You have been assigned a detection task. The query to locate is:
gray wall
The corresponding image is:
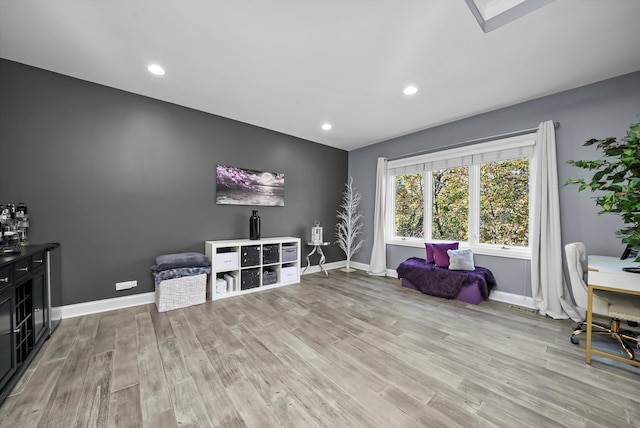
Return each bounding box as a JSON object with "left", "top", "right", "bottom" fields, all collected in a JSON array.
[
  {"left": 348, "top": 71, "right": 640, "bottom": 297},
  {"left": 0, "top": 59, "right": 348, "bottom": 305}
]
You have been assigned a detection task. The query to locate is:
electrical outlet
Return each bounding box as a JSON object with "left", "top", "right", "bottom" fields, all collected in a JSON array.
[{"left": 115, "top": 280, "right": 137, "bottom": 291}]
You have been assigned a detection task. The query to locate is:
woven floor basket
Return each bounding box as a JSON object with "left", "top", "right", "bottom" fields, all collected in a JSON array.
[{"left": 155, "top": 273, "right": 206, "bottom": 312}]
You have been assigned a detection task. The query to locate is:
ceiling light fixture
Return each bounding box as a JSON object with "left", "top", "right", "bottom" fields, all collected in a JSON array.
[
  {"left": 147, "top": 64, "right": 166, "bottom": 76},
  {"left": 403, "top": 85, "right": 418, "bottom": 95},
  {"left": 322, "top": 123, "right": 332, "bottom": 131}
]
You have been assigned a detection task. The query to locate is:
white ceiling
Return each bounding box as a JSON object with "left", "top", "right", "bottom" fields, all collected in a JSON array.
[{"left": 1, "top": 1, "right": 639, "bottom": 151}]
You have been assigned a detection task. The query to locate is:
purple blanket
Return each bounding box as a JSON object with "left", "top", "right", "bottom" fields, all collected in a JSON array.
[
  {"left": 152, "top": 266, "right": 211, "bottom": 285},
  {"left": 396, "top": 257, "right": 496, "bottom": 300}
]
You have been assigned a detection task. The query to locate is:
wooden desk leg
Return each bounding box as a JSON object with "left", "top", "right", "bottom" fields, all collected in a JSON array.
[{"left": 585, "top": 285, "right": 594, "bottom": 364}]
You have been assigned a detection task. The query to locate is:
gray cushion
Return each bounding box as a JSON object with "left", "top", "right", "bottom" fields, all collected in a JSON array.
[
  {"left": 447, "top": 249, "right": 475, "bottom": 271},
  {"left": 155, "top": 252, "right": 210, "bottom": 272}
]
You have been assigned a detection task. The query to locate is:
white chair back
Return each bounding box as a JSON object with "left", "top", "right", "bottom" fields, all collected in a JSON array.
[{"left": 565, "top": 242, "right": 588, "bottom": 313}]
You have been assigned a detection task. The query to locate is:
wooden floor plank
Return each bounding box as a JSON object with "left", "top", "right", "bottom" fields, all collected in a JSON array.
[
  {"left": 72, "top": 350, "right": 113, "bottom": 428},
  {"left": 157, "top": 338, "right": 190, "bottom": 385},
  {"left": 38, "top": 316, "right": 82, "bottom": 362},
  {"left": 135, "top": 312, "right": 173, "bottom": 421},
  {"left": 92, "top": 314, "right": 120, "bottom": 355},
  {"left": 148, "top": 307, "right": 175, "bottom": 342},
  {"left": 168, "top": 376, "right": 215, "bottom": 428},
  {"left": 144, "top": 408, "right": 178, "bottom": 428},
  {"left": 0, "top": 359, "right": 64, "bottom": 426},
  {"left": 273, "top": 348, "right": 385, "bottom": 428},
  {"left": 111, "top": 316, "right": 139, "bottom": 393},
  {"left": 224, "top": 378, "right": 282, "bottom": 428},
  {"left": 2, "top": 269, "right": 639, "bottom": 427},
  {"left": 108, "top": 384, "right": 143, "bottom": 428},
  {"left": 184, "top": 350, "right": 248, "bottom": 428},
  {"left": 37, "top": 343, "right": 94, "bottom": 428}
]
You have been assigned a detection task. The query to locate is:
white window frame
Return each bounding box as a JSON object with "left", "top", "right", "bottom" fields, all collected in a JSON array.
[{"left": 386, "top": 133, "right": 535, "bottom": 260}]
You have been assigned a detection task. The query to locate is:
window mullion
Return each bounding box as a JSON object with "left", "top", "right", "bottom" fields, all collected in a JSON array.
[
  {"left": 424, "top": 171, "right": 432, "bottom": 241},
  {"left": 469, "top": 164, "right": 480, "bottom": 246}
]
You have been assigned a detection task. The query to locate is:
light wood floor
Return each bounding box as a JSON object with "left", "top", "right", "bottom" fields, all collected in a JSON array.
[{"left": 1, "top": 270, "right": 639, "bottom": 428}]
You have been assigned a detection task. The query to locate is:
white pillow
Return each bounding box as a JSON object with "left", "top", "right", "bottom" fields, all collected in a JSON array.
[{"left": 447, "top": 249, "right": 475, "bottom": 271}]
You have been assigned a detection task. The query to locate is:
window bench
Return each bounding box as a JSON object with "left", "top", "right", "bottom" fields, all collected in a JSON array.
[{"left": 396, "top": 257, "right": 496, "bottom": 305}]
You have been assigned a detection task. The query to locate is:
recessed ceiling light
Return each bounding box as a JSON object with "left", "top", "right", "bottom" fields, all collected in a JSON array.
[
  {"left": 322, "top": 123, "right": 332, "bottom": 131},
  {"left": 404, "top": 85, "right": 418, "bottom": 95},
  {"left": 147, "top": 64, "right": 166, "bottom": 76}
]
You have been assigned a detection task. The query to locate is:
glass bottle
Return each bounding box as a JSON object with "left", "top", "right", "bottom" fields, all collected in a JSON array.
[{"left": 250, "top": 210, "right": 261, "bottom": 240}]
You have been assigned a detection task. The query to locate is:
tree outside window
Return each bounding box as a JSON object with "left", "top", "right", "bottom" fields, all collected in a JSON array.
[
  {"left": 479, "top": 158, "right": 529, "bottom": 246},
  {"left": 394, "top": 173, "right": 423, "bottom": 238},
  {"left": 392, "top": 158, "right": 530, "bottom": 248},
  {"left": 432, "top": 167, "right": 469, "bottom": 241}
]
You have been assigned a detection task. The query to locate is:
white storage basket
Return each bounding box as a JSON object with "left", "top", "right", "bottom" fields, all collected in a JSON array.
[{"left": 155, "top": 273, "right": 206, "bottom": 312}]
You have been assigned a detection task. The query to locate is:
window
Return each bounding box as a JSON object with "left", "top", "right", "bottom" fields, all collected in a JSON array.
[
  {"left": 387, "top": 133, "right": 535, "bottom": 259},
  {"left": 394, "top": 173, "right": 423, "bottom": 238},
  {"left": 479, "top": 158, "right": 529, "bottom": 246},
  {"left": 431, "top": 166, "right": 469, "bottom": 241}
]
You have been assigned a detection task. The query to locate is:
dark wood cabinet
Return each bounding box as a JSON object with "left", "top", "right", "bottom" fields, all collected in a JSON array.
[
  {"left": 0, "top": 245, "right": 51, "bottom": 404},
  {"left": 31, "top": 252, "right": 47, "bottom": 343},
  {"left": 32, "top": 267, "right": 47, "bottom": 343},
  {"left": 0, "top": 287, "right": 16, "bottom": 392},
  {"left": 14, "top": 278, "right": 33, "bottom": 365}
]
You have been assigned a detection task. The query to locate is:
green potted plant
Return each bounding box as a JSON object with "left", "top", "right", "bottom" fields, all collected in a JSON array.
[{"left": 566, "top": 115, "right": 640, "bottom": 261}]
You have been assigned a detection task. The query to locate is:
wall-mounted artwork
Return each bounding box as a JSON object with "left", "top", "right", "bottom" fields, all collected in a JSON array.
[{"left": 216, "top": 165, "right": 285, "bottom": 206}]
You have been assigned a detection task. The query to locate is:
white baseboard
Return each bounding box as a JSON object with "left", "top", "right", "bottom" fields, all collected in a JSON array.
[
  {"left": 60, "top": 262, "right": 536, "bottom": 319},
  {"left": 348, "top": 260, "right": 369, "bottom": 272},
  {"left": 301, "top": 260, "right": 346, "bottom": 275},
  {"left": 300, "top": 260, "right": 384, "bottom": 275},
  {"left": 488, "top": 290, "right": 537, "bottom": 309},
  {"left": 64, "top": 261, "right": 349, "bottom": 318},
  {"left": 385, "top": 268, "right": 398, "bottom": 278},
  {"left": 333, "top": 260, "right": 395, "bottom": 276},
  {"left": 61, "top": 292, "right": 156, "bottom": 319}
]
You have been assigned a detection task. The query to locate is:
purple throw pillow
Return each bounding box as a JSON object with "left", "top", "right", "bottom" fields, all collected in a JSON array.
[
  {"left": 432, "top": 242, "right": 459, "bottom": 267},
  {"left": 425, "top": 243, "right": 435, "bottom": 264}
]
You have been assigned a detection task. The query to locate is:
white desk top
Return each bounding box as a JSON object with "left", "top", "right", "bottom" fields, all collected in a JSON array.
[{"left": 588, "top": 255, "right": 640, "bottom": 293}]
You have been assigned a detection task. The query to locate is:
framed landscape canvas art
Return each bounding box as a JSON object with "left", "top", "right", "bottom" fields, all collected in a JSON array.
[{"left": 216, "top": 165, "right": 285, "bottom": 206}]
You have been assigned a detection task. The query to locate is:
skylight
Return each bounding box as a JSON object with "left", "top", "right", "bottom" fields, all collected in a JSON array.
[
  {"left": 475, "top": 0, "right": 526, "bottom": 20},
  {"left": 465, "top": 0, "right": 555, "bottom": 32}
]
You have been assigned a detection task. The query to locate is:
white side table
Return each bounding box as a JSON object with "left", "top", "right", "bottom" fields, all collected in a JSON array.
[{"left": 303, "top": 241, "right": 330, "bottom": 277}]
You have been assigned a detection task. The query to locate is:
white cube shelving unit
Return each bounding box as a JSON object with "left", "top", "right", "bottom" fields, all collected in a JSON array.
[{"left": 205, "top": 236, "right": 301, "bottom": 300}]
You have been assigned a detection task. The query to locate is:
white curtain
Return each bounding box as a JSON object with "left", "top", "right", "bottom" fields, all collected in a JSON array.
[
  {"left": 368, "top": 157, "right": 388, "bottom": 276},
  {"left": 531, "top": 121, "right": 581, "bottom": 321}
]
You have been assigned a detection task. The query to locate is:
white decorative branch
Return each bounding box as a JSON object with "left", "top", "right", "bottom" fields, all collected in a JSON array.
[{"left": 335, "top": 176, "right": 364, "bottom": 271}]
